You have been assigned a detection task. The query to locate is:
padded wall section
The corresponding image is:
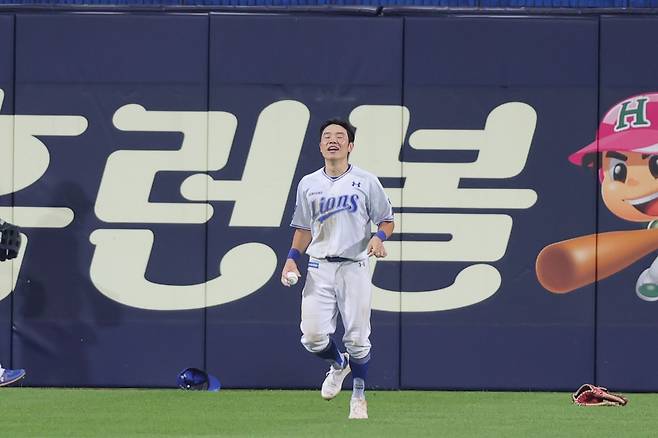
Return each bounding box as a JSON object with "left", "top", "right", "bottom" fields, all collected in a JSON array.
[
  {"left": 597, "top": 16, "right": 658, "bottom": 391},
  {"left": 13, "top": 13, "right": 208, "bottom": 386},
  {"left": 206, "top": 14, "right": 403, "bottom": 388},
  {"left": 400, "top": 16, "right": 599, "bottom": 390}
]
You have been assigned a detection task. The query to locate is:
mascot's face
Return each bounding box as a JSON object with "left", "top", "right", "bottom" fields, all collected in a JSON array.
[{"left": 602, "top": 150, "right": 658, "bottom": 222}]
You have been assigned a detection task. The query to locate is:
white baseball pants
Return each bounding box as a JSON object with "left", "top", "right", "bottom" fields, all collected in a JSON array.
[{"left": 300, "top": 257, "right": 372, "bottom": 360}]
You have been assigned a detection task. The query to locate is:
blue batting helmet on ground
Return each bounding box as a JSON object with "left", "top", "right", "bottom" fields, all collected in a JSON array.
[{"left": 176, "top": 368, "right": 221, "bottom": 392}]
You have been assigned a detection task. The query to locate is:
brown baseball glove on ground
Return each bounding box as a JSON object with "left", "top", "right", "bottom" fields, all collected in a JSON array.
[{"left": 572, "top": 384, "right": 628, "bottom": 406}]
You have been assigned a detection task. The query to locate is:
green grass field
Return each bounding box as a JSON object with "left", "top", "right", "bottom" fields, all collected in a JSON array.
[{"left": 2, "top": 388, "right": 656, "bottom": 437}]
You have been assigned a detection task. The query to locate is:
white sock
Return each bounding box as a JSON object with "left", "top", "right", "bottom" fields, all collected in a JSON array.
[{"left": 352, "top": 377, "right": 365, "bottom": 399}]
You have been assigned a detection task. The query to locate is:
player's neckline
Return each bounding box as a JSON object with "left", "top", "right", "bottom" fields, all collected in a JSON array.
[{"left": 323, "top": 164, "right": 352, "bottom": 182}]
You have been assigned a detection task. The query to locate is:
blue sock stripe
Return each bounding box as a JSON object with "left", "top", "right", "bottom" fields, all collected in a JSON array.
[
  {"left": 315, "top": 339, "right": 342, "bottom": 364},
  {"left": 349, "top": 356, "right": 370, "bottom": 381}
]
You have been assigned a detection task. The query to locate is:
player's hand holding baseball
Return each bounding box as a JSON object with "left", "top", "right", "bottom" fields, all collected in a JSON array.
[{"left": 281, "top": 259, "right": 301, "bottom": 287}]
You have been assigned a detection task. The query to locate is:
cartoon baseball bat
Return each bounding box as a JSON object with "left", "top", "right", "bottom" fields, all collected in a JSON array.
[{"left": 536, "top": 228, "right": 658, "bottom": 293}]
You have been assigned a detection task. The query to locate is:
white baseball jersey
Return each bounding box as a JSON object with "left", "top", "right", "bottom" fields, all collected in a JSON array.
[{"left": 291, "top": 164, "right": 393, "bottom": 260}]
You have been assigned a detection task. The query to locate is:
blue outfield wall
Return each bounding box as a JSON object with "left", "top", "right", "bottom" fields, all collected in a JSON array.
[
  {"left": 13, "top": 13, "right": 210, "bottom": 387},
  {"left": 0, "top": 11, "right": 655, "bottom": 391},
  {"left": 205, "top": 14, "right": 403, "bottom": 389},
  {"left": 400, "top": 15, "right": 598, "bottom": 390}
]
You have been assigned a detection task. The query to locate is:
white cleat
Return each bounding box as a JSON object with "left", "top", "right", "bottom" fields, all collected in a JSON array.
[
  {"left": 349, "top": 398, "right": 368, "bottom": 419},
  {"left": 321, "top": 353, "right": 350, "bottom": 400}
]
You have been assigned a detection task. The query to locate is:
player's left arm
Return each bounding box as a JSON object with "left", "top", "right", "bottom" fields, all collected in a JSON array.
[
  {"left": 367, "top": 221, "right": 394, "bottom": 258},
  {"left": 367, "top": 175, "right": 395, "bottom": 258}
]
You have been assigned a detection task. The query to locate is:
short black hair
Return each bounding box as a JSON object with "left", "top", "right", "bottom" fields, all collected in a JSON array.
[{"left": 320, "top": 119, "right": 356, "bottom": 143}]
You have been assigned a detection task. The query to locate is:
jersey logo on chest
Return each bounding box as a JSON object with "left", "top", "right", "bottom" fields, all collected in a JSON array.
[{"left": 311, "top": 194, "right": 360, "bottom": 223}]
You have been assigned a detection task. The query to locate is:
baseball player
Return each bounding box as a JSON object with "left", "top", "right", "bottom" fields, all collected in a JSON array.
[
  {"left": 569, "top": 92, "right": 658, "bottom": 300},
  {"left": 0, "top": 219, "right": 25, "bottom": 386},
  {"left": 281, "top": 119, "right": 394, "bottom": 420}
]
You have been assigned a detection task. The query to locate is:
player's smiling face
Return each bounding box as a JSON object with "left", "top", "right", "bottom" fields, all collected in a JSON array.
[
  {"left": 602, "top": 150, "right": 658, "bottom": 221},
  {"left": 320, "top": 124, "right": 353, "bottom": 161}
]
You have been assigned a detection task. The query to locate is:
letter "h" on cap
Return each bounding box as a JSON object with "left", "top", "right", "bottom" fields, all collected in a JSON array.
[{"left": 615, "top": 97, "right": 651, "bottom": 132}]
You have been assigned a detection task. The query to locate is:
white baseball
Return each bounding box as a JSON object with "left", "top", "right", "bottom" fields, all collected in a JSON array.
[{"left": 285, "top": 271, "right": 299, "bottom": 286}]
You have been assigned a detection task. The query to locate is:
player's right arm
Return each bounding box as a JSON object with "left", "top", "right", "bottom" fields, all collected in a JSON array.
[
  {"left": 281, "top": 228, "right": 312, "bottom": 287},
  {"left": 282, "top": 178, "right": 313, "bottom": 287}
]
